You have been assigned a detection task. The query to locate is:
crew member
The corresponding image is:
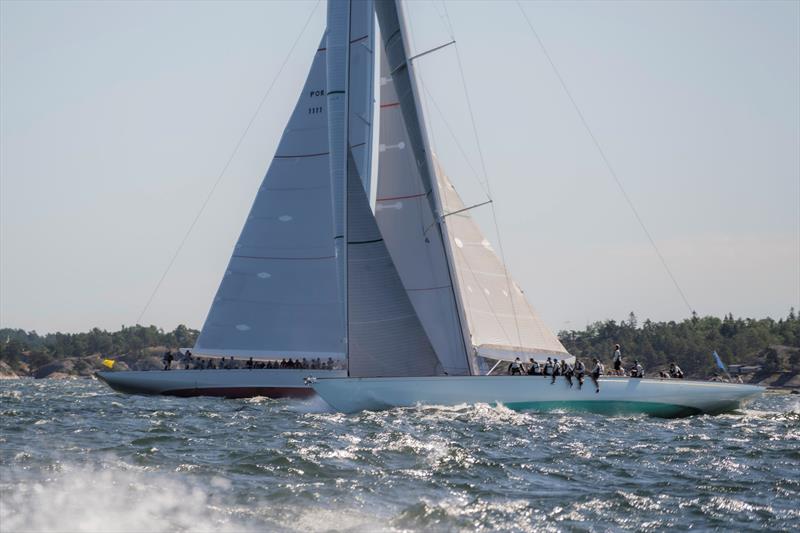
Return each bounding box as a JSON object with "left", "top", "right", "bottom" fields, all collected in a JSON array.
[
  {"left": 612, "top": 344, "right": 623, "bottom": 376},
  {"left": 162, "top": 350, "right": 174, "bottom": 371},
  {"left": 562, "top": 359, "right": 574, "bottom": 388},
  {"left": 591, "top": 358, "right": 604, "bottom": 393},
  {"left": 574, "top": 358, "right": 586, "bottom": 389},
  {"left": 543, "top": 357, "right": 553, "bottom": 377},
  {"left": 551, "top": 358, "right": 562, "bottom": 384}
]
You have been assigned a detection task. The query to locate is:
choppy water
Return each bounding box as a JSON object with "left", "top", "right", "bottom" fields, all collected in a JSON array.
[{"left": 0, "top": 378, "right": 798, "bottom": 532}]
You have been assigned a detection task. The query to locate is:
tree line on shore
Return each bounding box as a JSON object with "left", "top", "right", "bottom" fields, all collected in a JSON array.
[
  {"left": 1, "top": 310, "right": 798, "bottom": 377},
  {"left": 558, "top": 310, "right": 800, "bottom": 376},
  {"left": 0, "top": 324, "right": 198, "bottom": 372}
]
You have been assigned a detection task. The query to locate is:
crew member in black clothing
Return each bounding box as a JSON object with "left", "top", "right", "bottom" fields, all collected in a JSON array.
[{"left": 163, "top": 350, "right": 174, "bottom": 371}]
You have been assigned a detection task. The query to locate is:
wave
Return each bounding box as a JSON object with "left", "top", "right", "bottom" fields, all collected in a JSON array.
[{"left": 0, "top": 462, "right": 252, "bottom": 533}]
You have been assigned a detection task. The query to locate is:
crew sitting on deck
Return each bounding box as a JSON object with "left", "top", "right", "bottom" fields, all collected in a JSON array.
[
  {"left": 561, "top": 359, "right": 574, "bottom": 387},
  {"left": 246, "top": 357, "right": 254, "bottom": 370},
  {"left": 550, "top": 358, "right": 562, "bottom": 384},
  {"left": 574, "top": 358, "right": 586, "bottom": 389},
  {"left": 543, "top": 357, "right": 553, "bottom": 377},
  {"left": 591, "top": 358, "right": 604, "bottom": 393},
  {"left": 669, "top": 362, "right": 684, "bottom": 379},
  {"left": 509, "top": 357, "right": 523, "bottom": 375},
  {"left": 527, "top": 358, "right": 541, "bottom": 375},
  {"left": 630, "top": 360, "right": 644, "bottom": 378},
  {"left": 183, "top": 350, "right": 193, "bottom": 370}
]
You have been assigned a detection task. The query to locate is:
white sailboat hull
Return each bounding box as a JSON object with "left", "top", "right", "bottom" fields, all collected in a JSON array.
[
  {"left": 312, "top": 375, "right": 765, "bottom": 417},
  {"left": 96, "top": 369, "right": 346, "bottom": 399}
]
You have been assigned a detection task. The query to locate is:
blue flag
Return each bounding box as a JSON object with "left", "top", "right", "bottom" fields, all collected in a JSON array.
[{"left": 712, "top": 351, "right": 727, "bottom": 372}]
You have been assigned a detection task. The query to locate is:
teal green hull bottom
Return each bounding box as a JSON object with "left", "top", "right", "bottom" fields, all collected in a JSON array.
[{"left": 501, "top": 400, "right": 717, "bottom": 418}]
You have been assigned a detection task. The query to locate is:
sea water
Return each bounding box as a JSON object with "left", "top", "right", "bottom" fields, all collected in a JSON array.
[{"left": 0, "top": 378, "right": 797, "bottom": 532}]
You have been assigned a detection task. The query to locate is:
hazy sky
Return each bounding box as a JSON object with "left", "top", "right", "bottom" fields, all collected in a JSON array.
[{"left": 1, "top": 0, "right": 798, "bottom": 334}]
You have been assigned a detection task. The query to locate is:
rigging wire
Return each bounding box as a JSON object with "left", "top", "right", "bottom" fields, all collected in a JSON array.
[
  {"left": 440, "top": 2, "right": 525, "bottom": 349},
  {"left": 418, "top": 78, "right": 487, "bottom": 199},
  {"left": 514, "top": 0, "right": 695, "bottom": 315},
  {"left": 135, "top": 0, "right": 322, "bottom": 325}
]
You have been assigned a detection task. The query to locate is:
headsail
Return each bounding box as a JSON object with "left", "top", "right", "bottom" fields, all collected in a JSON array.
[
  {"left": 435, "top": 163, "right": 571, "bottom": 363},
  {"left": 194, "top": 35, "right": 345, "bottom": 360}
]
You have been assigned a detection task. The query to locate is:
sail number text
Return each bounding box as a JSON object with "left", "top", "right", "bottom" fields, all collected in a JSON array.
[{"left": 308, "top": 89, "right": 325, "bottom": 115}]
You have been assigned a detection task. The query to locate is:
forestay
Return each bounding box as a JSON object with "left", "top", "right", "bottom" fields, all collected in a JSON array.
[{"left": 194, "top": 36, "right": 345, "bottom": 359}]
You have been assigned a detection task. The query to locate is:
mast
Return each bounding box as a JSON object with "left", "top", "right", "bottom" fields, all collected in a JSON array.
[{"left": 326, "top": 0, "right": 352, "bottom": 370}]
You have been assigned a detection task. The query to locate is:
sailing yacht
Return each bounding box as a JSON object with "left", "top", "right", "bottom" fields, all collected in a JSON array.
[
  {"left": 101, "top": 0, "right": 762, "bottom": 413},
  {"left": 306, "top": 0, "right": 763, "bottom": 416}
]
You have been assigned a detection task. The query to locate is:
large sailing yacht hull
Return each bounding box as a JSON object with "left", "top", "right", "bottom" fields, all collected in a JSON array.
[
  {"left": 312, "top": 375, "right": 764, "bottom": 417},
  {"left": 96, "top": 369, "right": 346, "bottom": 399}
]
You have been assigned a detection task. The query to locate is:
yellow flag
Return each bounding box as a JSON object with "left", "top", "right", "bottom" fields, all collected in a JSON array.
[{"left": 102, "top": 359, "right": 115, "bottom": 369}]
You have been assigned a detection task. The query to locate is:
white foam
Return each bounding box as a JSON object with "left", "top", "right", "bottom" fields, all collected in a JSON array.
[{"left": 0, "top": 463, "right": 253, "bottom": 533}]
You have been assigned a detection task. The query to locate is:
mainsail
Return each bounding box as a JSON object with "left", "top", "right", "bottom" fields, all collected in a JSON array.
[
  {"left": 372, "top": 15, "right": 471, "bottom": 376},
  {"left": 194, "top": 35, "right": 345, "bottom": 360}
]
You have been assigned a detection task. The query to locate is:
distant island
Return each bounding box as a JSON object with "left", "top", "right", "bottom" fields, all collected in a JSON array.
[{"left": 1, "top": 311, "right": 798, "bottom": 389}]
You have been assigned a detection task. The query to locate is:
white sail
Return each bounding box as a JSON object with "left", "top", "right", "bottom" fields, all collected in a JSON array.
[
  {"left": 327, "top": 0, "right": 442, "bottom": 377},
  {"left": 435, "top": 164, "right": 570, "bottom": 362},
  {"left": 194, "top": 36, "right": 345, "bottom": 359},
  {"left": 373, "top": 42, "right": 470, "bottom": 375},
  {"left": 346, "top": 154, "right": 442, "bottom": 377}
]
